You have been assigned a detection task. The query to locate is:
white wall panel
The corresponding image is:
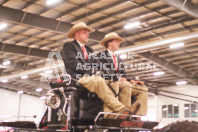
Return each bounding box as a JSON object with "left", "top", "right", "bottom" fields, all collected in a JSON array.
[
  {"left": 156, "top": 84, "right": 198, "bottom": 128},
  {"left": 0, "top": 89, "right": 46, "bottom": 125},
  {"left": 0, "top": 89, "right": 20, "bottom": 121},
  {"left": 19, "top": 94, "right": 46, "bottom": 124}
]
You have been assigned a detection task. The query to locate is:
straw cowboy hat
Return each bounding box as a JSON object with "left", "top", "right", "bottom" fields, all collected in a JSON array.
[
  {"left": 100, "top": 32, "right": 125, "bottom": 46},
  {"left": 67, "top": 22, "right": 95, "bottom": 39}
]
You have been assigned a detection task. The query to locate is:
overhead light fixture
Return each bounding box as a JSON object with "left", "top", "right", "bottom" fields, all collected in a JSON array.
[
  {"left": 40, "top": 96, "right": 47, "bottom": 99},
  {"left": 36, "top": 88, "right": 43, "bottom": 92},
  {"left": 124, "top": 22, "right": 140, "bottom": 29},
  {"left": 0, "top": 23, "right": 7, "bottom": 30},
  {"left": 45, "top": 70, "right": 53, "bottom": 74},
  {"left": 194, "top": 110, "right": 198, "bottom": 113},
  {"left": 116, "top": 31, "right": 198, "bottom": 54},
  {"left": 184, "top": 107, "right": 189, "bottom": 110},
  {"left": 2, "top": 79, "right": 8, "bottom": 83},
  {"left": 169, "top": 42, "right": 184, "bottom": 48},
  {"left": 135, "top": 76, "right": 139, "bottom": 80},
  {"left": 163, "top": 108, "right": 168, "bottom": 111},
  {"left": 21, "top": 75, "right": 28, "bottom": 79},
  {"left": 39, "top": 73, "right": 51, "bottom": 78},
  {"left": 2, "top": 61, "right": 10, "bottom": 65},
  {"left": 119, "top": 54, "right": 127, "bottom": 59},
  {"left": 46, "top": 0, "right": 62, "bottom": 6},
  {"left": 17, "top": 91, "right": 23, "bottom": 94},
  {"left": 153, "top": 71, "right": 164, "bottom": 76},
  {"left": 176, "top": 81, "right": 187, "bottom": 86},
  {"left": 173, "top": 104, "right": 178, "bottom": 107}
]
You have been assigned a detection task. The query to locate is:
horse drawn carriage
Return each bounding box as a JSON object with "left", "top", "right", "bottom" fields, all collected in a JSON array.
[{"left": 38, "top": 75, "right": 158, "bottom": 132}]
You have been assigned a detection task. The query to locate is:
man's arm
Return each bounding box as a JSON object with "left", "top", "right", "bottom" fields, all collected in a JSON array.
[
  {"left": 118, "top": 58, "right": 144, "bottom": 85},
  {"left": 130, "top": 80, "right": 145, "bottom": 86}
]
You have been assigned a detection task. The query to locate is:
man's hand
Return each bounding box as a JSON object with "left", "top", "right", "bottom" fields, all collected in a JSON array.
[
  {"left": 119, "top": 77, "right": 127, "bottom": 82},
  {"left": 130, "top": 80, "right": 145, "bottom": 86}
]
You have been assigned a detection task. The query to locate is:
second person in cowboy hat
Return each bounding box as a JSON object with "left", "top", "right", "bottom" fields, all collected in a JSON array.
[
  {"left": 97, "top": 32, "right": 148, "bottom": 117},
  {"left": 61, "top": 22, "right": 140, "bottom": 118}
]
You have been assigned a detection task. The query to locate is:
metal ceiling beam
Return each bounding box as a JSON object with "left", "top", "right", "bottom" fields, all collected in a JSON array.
[
  {"left": 0, "top": 83, "right": 30, "bottom": 92},
  {"left": 1, "top": 27, "right": 64, "bottom": 47},
  {"left": 0, "top": 6, "right": 104, "bottom": 41},
  {"left": 2, "top": 32, "right": 65, "bottom": 50},
  {"left": 0, "top": 37, "right": 65, "bottom": 58},
  {"left": 1, "top": 32, "right": 198, "bottom": 85},
  {"left": 71, "top": 0, "right": 126, "bottom": 22},
  {"left": 88, "top": 6, "right": 137, "bottom": 25},
  {"left": 185, "top": 65, "right": 198, "bottom": 70},
  {"left": 0, "top": 24, "right": 15, "bottom": 34},
  {"left": 1, "top": 27, "right": 31, "bottom": 41},
  {"left": 20, "top": 0, "right": 38, "bottom": 10},
  {"left": 12, "top": 31, "right": 62, "bottom": 47},
  {"left": 127, "top": 68, "right": 163, "bottom": 75},
  {"left": 161, "top": 0, "right": 198, "bottom": 18},
  {"left": 123, "top": 16, "right": 193, "bottom": 38},
  {"left": 0, "top": 0, "right": 8, "bottom": 5},
  {"left": 2, "top": 59, "right": 38, "bottom": 72},
  {"left": 0, "top": 62, "right": 35, "bottom": 72},
  {"left": 0, "top": 4, "right": 197, "bottom": 85},
  {"left": 0, "top": 42, "right": 50, "bottom": 58},
  {"left": 0, "top": 83, "right": 43, "bottom": 97},
  {"left": 87, "top": 0, "right": 158, "bottom": 25},
  {"left": 167, "top": 49, "right": 198, "bottom": 59},
  {"left": 110, "top": 13, "right": 163, "bottom": 33},
  {"left": 95, "top": 5, "right": 171, "bottom": 30},
  {"left": 1, "top": 25, "right": 62, "bottom": 50},
  {"left": 0, "top": 64, "right": 12, "bottom": 69},
  {"left": 140, "top": 0, "right": 159, "bottom": 5},
  {"left": 14, "top": 79, "right": 50, "bottom": 90},
  {"left": 131, "top": 24, "right": 198, "bottom": 43},
  {"left": 27, "top": 34, "right": 62, "bottom": 47},
  {"left": 16, "top": 31, "right": 45, "bottom": 43},
  {"left": 1, "top": 33, "right": 66, "bottom": 52},
  {"left": 156, "top": 45, "right": 198, "bottom": 56},
  {"left": 1, "top": 4, "right": 188, "bottom": 50},
  {"left": 0, "top": 61, "right": 65, "bottom": 81},
  {"left": 54, "top": 0, "right": 100, "bottom": 19},
  {"left": 37, "top": 0, "right": 70, "bottom": 14},
  {"left": 179, "top": 62, "right": 198, "bottom": 67},
  {"left": 39, "top": 37, "right": 66, "bottom": 48},
  {"left": 172, "top": 58, "right": 198, "bottom": 64},
  {"left": 0, "top": 27, "right": 56, "bottom": 43},
  {"left": 0, "top": 60, "right": 50, "bottom": 89},
  {"left": 118, "top": 31, "right": 198, "bottom": 53},
  {"left": 138, "top": 52, "right": 198, "bottom": 85},
  {"left": 134, "top": 28, "right": 186, "bottom": 43},
  {"left": 132, "top": 1, "right": 172, "bottom": 20},
  {"left": 164, "top": 52, "right": 198, "bottom": 60},
  {"left": 116, "top": 31, "right": 198, "bottom": 84}
]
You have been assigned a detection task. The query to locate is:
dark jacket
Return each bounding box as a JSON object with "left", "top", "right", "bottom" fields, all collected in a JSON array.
[
  {"left": 97, "top": 50, "right": 127, "bottom": 81},
  {"left": 61, "top": 40, "right": 96, "bottom": 79}
]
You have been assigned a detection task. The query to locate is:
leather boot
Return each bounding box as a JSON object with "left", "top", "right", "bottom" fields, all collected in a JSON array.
[
  {"left": 106, "top": 108, "right": 131, "bottom": 119},
  {"left": 129, "top": 100, "right": 141, "bottom": 115},
  {"left": 135, "top": 117, "right": 141, "bottom": 120}
]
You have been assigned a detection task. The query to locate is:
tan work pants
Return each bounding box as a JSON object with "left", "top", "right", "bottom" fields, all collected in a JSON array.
[
  {"left": 78, "top": 76, "right": 125, "bottom": 112},
  {"left": 103, "top": 81, "right": 132, "bottom": 113},
  {"left": 131, "top": 84, "right": 148, "bottom": 116},
  {"left": 103, "top": 81, "right": 148, "bottom": 116}
]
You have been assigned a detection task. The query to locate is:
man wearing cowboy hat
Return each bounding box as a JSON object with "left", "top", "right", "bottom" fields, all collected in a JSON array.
[
  {"left": 61, "top": 22, "right": 140, "bottom": 118},
  {"left": 97, "top": 32, "right": 148, "bottom": 117}
]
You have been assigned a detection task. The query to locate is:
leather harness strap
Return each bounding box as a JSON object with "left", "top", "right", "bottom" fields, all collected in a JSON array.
[{"left": 107, "top": 81, "right": 121, "bottom": 97}]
